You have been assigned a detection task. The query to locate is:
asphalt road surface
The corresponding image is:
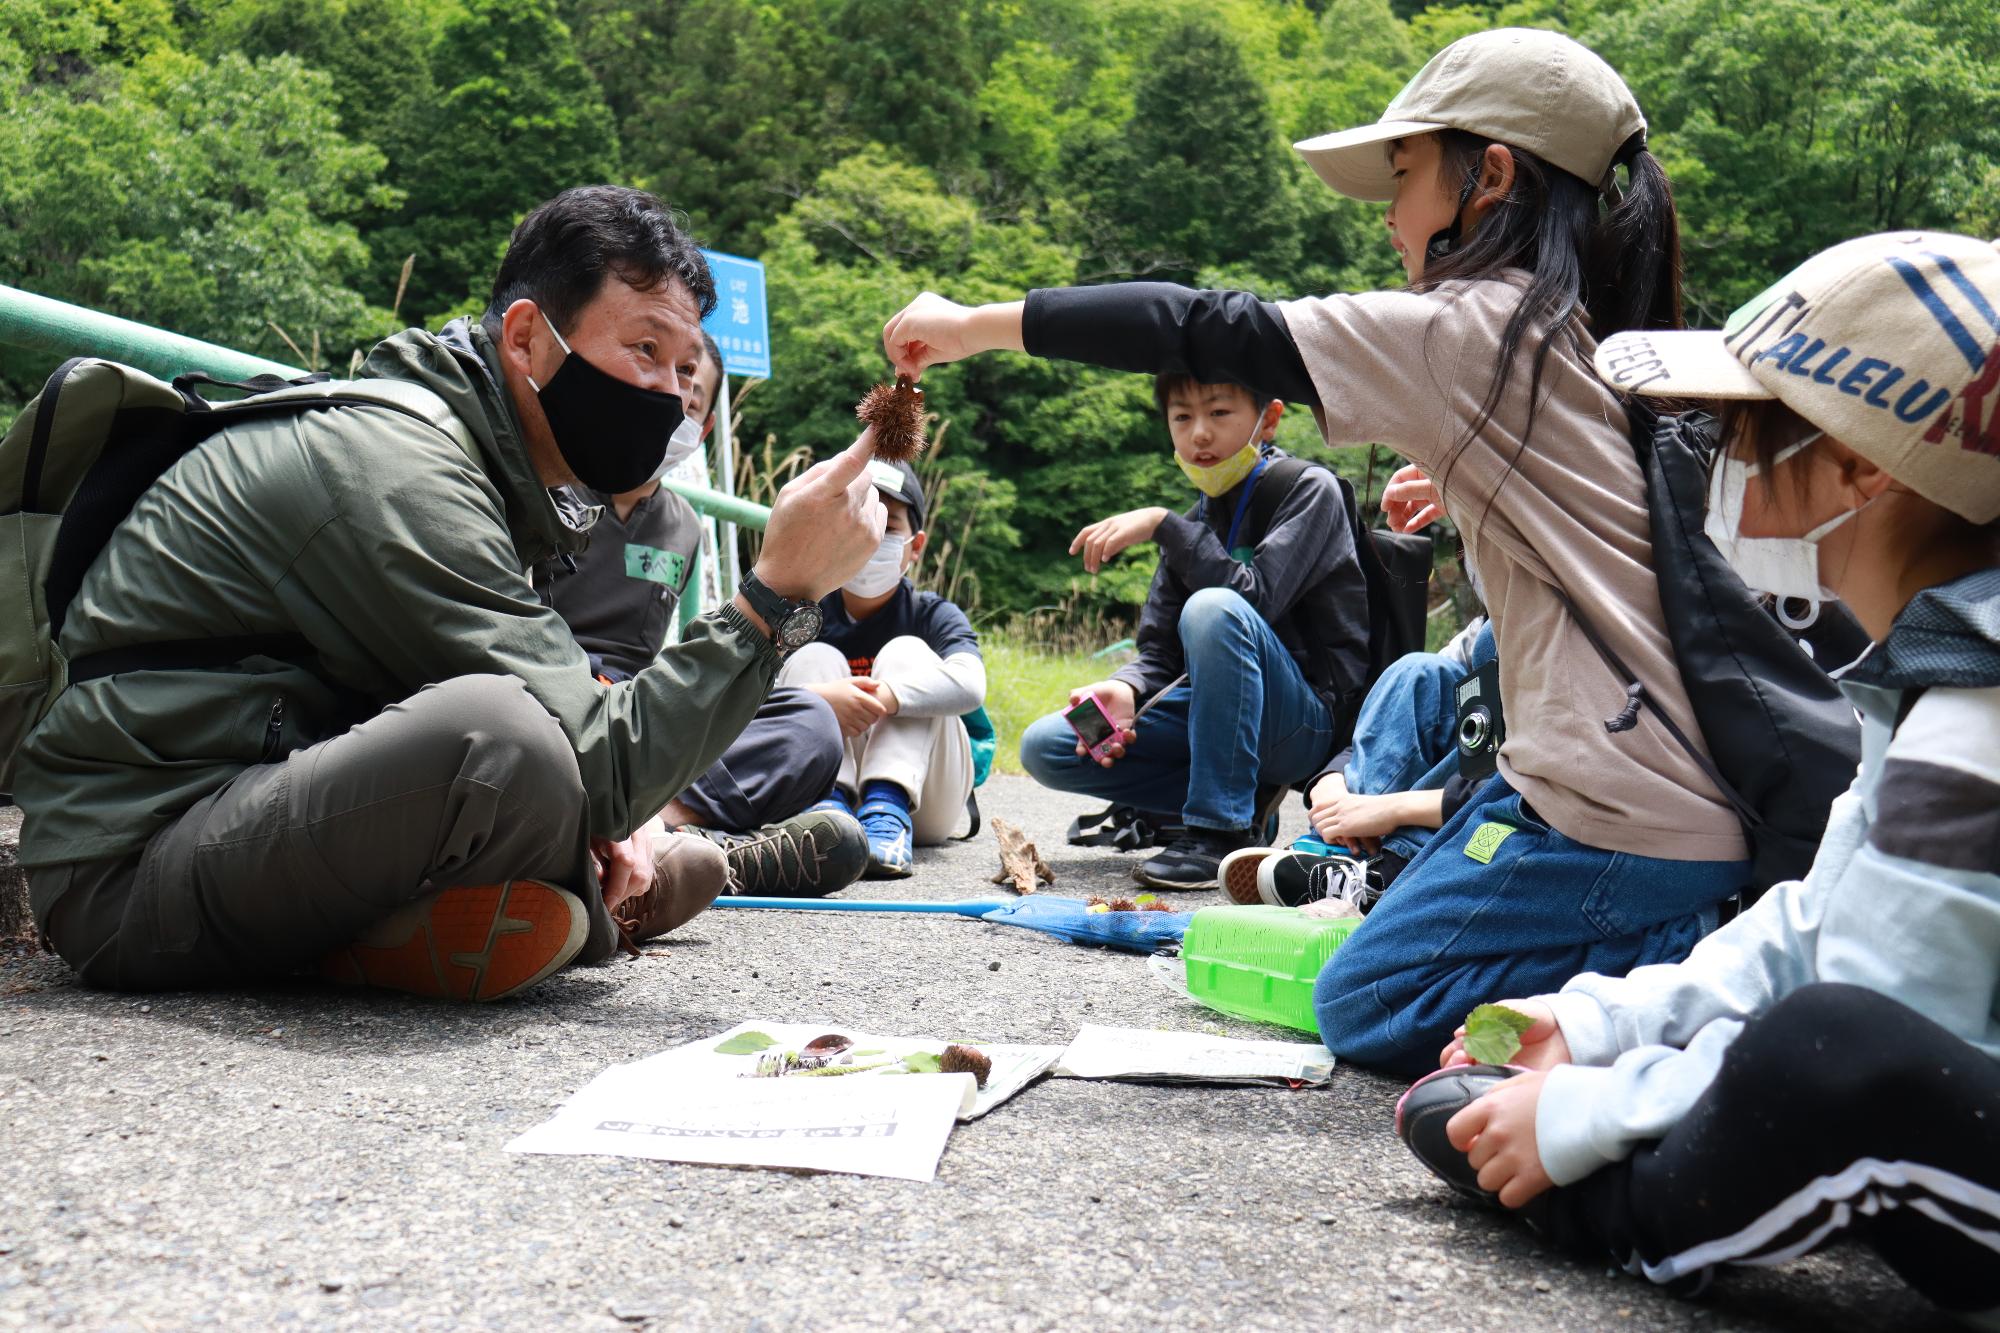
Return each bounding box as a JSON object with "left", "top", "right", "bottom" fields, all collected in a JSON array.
[{"left": 0, "top": 776, "right": 1942, "bottom": 1331}]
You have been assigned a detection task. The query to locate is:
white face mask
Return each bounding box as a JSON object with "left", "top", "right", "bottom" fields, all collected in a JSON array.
[
  {"left": 646, "top": 414, "right": 705, "bottom": 485},
  {"left": 1703, "top": 433, "right": 1868, "bottom": 603},
  {"left": 843, "top": 533, "right": 908, "bottom": 598}
]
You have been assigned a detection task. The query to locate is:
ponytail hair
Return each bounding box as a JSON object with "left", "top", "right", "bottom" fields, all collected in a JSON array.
[{"left": 1417, "top": 128, "right": 1684, "bottom": 511}]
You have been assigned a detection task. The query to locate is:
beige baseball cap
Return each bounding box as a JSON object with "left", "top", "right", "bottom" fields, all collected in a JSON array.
[
  {"left": 1295, "top": 28, "right": 1646, "bottom": 202},
  {"left": 1593, "top": 231, "right": 2000, "bottom": 523}
]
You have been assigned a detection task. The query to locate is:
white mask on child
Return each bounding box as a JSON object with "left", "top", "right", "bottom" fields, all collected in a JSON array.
[
  {"left": 645, "top": 415, "right": 705, "bottom": 485},
  {"left": 1704, "top": 433, "right": 1870, "bottom": 604},
  {"left": 843, "top": 534, "right": 907, "bottom": 598}
]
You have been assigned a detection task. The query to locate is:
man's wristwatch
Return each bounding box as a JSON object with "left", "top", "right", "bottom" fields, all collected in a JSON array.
[{"left": 737, "top": 569, "right": 824, "bottom": 656}]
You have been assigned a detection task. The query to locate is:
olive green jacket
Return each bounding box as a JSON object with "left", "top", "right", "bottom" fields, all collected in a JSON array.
[{"left": 14, "top": 320, "right": 778, "bottom": 959}]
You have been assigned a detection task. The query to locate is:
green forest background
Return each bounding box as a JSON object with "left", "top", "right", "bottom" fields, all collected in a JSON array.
[{"left": 4, "top": 0, "right": 1997, "bottom": 634}]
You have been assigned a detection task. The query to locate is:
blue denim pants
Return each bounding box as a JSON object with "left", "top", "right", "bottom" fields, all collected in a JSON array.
[
  {"left": 1313, "top": 776, "right": 1749, "bottom": 1076},
  {"left": 1019, "top": 588, "right": 1337, "bottom": 831},
  {"left": 1339, "top": 625, "right": 1497, "bottom": 860}
]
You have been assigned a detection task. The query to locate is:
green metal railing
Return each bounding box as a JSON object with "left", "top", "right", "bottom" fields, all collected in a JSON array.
[{"left": 0, "top": 283, "right": 772, "bottom": 533}]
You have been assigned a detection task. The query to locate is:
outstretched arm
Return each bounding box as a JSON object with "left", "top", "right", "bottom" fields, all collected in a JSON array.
[{"left": 885, "top": 285, "right": 1318, "bottom": 406}]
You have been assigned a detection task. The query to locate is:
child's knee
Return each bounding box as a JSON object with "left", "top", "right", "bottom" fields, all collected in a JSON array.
[
  {"left": 779, "top": 641, "right": 848, "bottom": 684},
  {"left": 870, "top": 634, "right": 939, "bottom": 679},
  {"left": 1019, "top": 713, "right": 1081, "bottom": 785},
  {"left": 1178, "top": 586, "right": 1255, "bottom": 642}
]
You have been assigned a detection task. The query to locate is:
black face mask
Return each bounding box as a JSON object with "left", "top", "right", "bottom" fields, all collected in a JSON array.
[{"left": 527, "top": 311, "right": 687, "bottom": 493}]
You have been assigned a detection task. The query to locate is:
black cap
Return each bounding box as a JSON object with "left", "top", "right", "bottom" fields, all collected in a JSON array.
[{"left": 866, "top": 458, "right": 926, "bottom": 531}]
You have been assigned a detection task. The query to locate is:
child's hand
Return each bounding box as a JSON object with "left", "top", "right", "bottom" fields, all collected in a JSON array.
[
  {"left": 1445, "top": 1070, "right": 1555, "bottom": 1209},
  {"left": 806, "top": 679, "right": 892, "bottom": 738},
  {"left": 854, "top": 676, "right": 900, "bottom": 717},
  {"left": 882, "top": 293, "right": 1025, "bottom": 380},
  {"left": 1439, "top": 998, "right": 1571, "bottom": 1071},
  {"left": 1307, "top": 789, "right": 1406, "bottom": 850},
  {"left": 1381, "top": 464, "right": 1445, "bottom": 533},
  {"left": 1306, "top": 770, "right": 1348, "bottom": 807},
  {"left": 1068, "top": 680, "right": 1138, "bottom": 766},
  {"left": 1069, "top": 508, "right": 1170, "bottom": 573}
]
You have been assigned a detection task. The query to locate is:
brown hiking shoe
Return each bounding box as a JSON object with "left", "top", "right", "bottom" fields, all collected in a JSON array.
[
  {"left": 319, "top": 880, "right": 587, "bottom": 1002},
  {"left": 614, "top": 831, "right": 729, "bottom": 944}
]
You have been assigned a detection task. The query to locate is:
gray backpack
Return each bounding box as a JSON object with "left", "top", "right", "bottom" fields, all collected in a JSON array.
[{"left": 0, "top": 358, "right": 469, "bottom": 790}]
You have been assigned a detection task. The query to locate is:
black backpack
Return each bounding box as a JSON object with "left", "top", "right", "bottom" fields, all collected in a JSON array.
[
  {"left": 1245, "top": 454, "right": 1434, "bottom": 745},
  {"left": 1556, "top": 403, "right": 1864, "bottom": 895}
]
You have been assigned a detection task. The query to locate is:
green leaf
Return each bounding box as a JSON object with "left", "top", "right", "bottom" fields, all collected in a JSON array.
[
  {"left": 899, "top": 1051, "right": 942, "bottom": 1074},
  {"left": 715, "top": 1030, "right": 779, "bottom": 1056},
  {"left": 1462, "top": 1005, "right": 1537, "bottom": 1066}
]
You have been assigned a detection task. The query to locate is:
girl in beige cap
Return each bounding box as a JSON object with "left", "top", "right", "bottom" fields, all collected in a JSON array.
[
  {"left": 884, "top": 27, "right": 1747, "bottom": 1075},
  {"left": 1402, "top": 230, "right": 2000, "bottom": 1322}
]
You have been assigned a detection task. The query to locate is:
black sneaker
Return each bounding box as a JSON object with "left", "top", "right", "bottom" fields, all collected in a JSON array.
[
  {"left": 1395, "top": 1063, "right": 1519, "bottom": 1204},
  {"left": 1260, "top": 850, "right": 1376, "bottom": 910},
  {"left": 687, "top": 810, "right": 868, "bottom": 898},
  {"left": 1396, "top": 1063, "right": 1557, "bottom": 1234},
  {"left": 1132, "top": 827, "right": 1256, "bottom": 891}
]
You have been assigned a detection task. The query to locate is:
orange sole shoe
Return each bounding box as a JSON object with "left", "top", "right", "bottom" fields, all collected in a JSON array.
[
  {"left": 320, "top": 880, "right": 588, "bottom": 1002},
  {"left": 1217, "top": 846, "right": 1277, "bottom": 905}
]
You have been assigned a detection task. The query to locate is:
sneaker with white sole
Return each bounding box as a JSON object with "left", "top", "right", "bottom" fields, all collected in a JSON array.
[
  {"left": 1258, "top": 849, "right": 1372, "bottom": 908},
  {"left": 1217, "top": 845, "right": 1279, "bottom": 904},
  {"left": 319, "top": 879, "right": 587, "bottom": 1002}
]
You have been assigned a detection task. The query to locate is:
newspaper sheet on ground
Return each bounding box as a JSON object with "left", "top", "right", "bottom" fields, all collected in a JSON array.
[
  {"left": 1053, "top": 1023, "right": 1336, "bottom": 1085},
  {"left": 505, "top": 1022, "right": 1066, "bottom": 1180},
  {"left": 505, "top": 1060, "right": 969, "bottom": 1180}
]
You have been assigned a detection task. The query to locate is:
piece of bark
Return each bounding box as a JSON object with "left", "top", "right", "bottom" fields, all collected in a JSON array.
[{"left": 989, "top": 817, "right": 1055, "bottom": 895}]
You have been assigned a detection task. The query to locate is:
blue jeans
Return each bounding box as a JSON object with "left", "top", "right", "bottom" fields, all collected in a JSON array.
[
  {"left": 1339, "top": 625, "right": 1497, "bottom": 861},
  {"left": 1313, "top": 777, "right": 1749, "bottom": 1076},
  {"left": 1020, "top": 588, "right": 1337, "bottom": 831}
]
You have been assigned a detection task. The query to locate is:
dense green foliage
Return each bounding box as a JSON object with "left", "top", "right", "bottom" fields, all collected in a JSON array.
[{"left": 3, "top": 0, "right": 1995, "bottom": 620}]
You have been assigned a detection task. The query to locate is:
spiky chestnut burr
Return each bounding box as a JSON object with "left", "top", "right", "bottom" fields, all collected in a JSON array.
[{"left": 856, "top": 375, "right": 928, "bottom": 462}]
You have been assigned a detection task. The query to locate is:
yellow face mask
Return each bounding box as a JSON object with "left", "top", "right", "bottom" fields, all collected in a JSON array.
[{"left": 1176, "top": 441, "right": 1261, "bottom": 497}]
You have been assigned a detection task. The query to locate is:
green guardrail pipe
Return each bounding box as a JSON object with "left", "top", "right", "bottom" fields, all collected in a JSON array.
[
  {"left": 659, "top": 479, "right": 770, "bottom": 529},
  {"left": 0, "top": 282, "right": 305, "bottom": 384},
  {"left": 0, "top": 283, "right": 769, "bottom": 530}
]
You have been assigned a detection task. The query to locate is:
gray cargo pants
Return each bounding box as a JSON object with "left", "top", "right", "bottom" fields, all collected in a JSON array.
[{"left": 33, "top": 675, "right": 611, "bottom": 992}]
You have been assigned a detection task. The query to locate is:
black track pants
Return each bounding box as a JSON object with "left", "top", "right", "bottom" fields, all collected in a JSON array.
[{"left": 1544, "top": 983, "right": 2000, "bottom": 1314}]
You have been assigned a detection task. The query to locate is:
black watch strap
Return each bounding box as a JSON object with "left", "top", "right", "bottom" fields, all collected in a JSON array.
[{"left": 738, "top": 571, "right": 823, "bottom": 655}]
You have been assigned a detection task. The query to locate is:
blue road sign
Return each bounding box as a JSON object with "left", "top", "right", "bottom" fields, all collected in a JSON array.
[{"left": 699, "top": 249, "right": 771, "bottom": 379}]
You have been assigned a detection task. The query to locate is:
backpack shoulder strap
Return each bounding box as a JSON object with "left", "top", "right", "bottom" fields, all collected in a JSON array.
[
  {"left": 1242, "top": 453, "right": 1316, "bottom": 540},
  {"left": 220, "top": 379, "right": 478, "bottom": 463}
]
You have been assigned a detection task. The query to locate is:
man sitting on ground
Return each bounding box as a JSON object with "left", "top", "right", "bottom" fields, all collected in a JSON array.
[
  {"left": 1018, "top": 374, "right": 1370, "bottom": 890},
  {"left": 12, "top": 185, "right": 884, "bottom": 1001},
  {"left": 544, "top": 333, "right": 867, "bottom": 897},
  {"left": 777, "top": 461, "right": 985, "bottom": 877}
]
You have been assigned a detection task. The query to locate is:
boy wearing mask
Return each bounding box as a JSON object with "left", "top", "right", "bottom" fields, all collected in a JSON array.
[
  {"left": 777, "top": 461, "right": 984, "bottom": 877},
  {"left": 1017, "top": 375, "right": 1370, "bottom": 890}
]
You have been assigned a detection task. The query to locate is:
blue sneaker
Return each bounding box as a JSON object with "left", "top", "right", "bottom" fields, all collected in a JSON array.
[
  {"left": 857, "top": 781, "right": 914, "bottom": 879},
  {"left": 809, "top": 789, "right": 855, "bottom": 818}
]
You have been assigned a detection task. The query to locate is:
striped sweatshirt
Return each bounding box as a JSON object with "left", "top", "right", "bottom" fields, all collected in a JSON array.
[{"left": 1534, "top": 567, "right": 2000, "bottom": 1185}]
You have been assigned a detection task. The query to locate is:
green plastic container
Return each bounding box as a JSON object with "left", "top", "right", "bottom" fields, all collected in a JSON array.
[{"left": 1181, "top": 904, "right": 1361, "bottom": 1033}]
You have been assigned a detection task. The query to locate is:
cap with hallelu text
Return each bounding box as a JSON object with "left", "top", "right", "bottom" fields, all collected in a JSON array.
[
  {"left": 1593, "top": 231, "right": 2000, "bottom": 524},
  {"left": 1293, "top": 28, "right": 1645, "bottom": 203}
]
